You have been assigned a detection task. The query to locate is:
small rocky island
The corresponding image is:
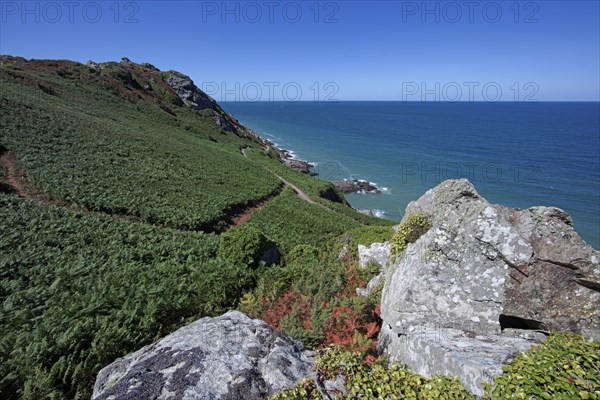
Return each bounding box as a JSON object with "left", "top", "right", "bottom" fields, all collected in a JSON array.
[{"left": 332, "top": 179, "right": 381, "bottom": 194}]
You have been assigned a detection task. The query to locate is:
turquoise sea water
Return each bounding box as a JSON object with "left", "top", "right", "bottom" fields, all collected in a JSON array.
[{"left": 221, "top": 102, "right": 600, "bottom": 249}]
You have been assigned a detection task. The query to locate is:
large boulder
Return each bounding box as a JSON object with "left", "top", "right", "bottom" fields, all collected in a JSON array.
[
  {"left": 379, "top": 179, "right": 600, "bottom": 395},
  {"left": 92, "top": 311, "right": 314, "bottom": 400}
]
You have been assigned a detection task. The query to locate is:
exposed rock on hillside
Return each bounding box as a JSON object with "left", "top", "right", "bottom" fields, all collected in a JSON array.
[
  {"left": 356, "top": 242, "right": 391, "bottom": 297},
  {"left": 92, "top": 311, "right": 314, "bottom": 400},
  {"left": 166, "top": 70, "right": 216, "bottom": 111},
  {"left": 379, "top": 179, "right": 600, "bottom": 395}
]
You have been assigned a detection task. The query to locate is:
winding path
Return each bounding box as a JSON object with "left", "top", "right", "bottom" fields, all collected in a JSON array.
[
  {"left": 241, "top": 146, "right": 327, "bottom": 209},
  {"left": 0, "top": 151, "right": 26, "bottom": 197},
  {"left": 0, "top": 146, "right": 332, "bottom": 232}
]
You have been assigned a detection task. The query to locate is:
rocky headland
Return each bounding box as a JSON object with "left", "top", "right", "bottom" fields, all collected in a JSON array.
[{"left": 272, "top": 146, "right": 316, "bottom": 175}]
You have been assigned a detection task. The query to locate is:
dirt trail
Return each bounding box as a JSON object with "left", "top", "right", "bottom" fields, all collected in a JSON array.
[
  {"left": 241, "top": 146, "right": 327, "bottom": 209},
  {"left": 230, "top": 185, "right": 286, "bottom": 226},
  {"left": 0, "top": 145, "right": 329, "bottom": 232},
  {"left": 0, "top": 150, "right": 36, "bottom": 200}
]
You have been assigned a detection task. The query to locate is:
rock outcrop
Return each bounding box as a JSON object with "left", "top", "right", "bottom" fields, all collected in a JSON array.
[
  {"left": 356, "top": 242, "right": 391, "bottom": 297},
  {"left": 166, "top": 70, "right": 216, "bottom": 111},
  {"left": 379, "top": 179, "right": 600, "bottom": 395},
  {"left": 333, "top": 179, "right": 381, "bottom": 194},
  {"left": 92, "top": 311, "right": 314, "bottom": 400}
]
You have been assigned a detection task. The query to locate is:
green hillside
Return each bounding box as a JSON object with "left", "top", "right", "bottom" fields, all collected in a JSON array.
[{"left": 0, "top": 56, "right": 393, "bottom": 399}]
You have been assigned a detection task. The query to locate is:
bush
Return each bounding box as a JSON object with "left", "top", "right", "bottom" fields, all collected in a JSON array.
[
  {"left": 218, "top": 224, "right": 271, "bottom": 268},
  {"left": 346, "top": 225, "right": 395, "bottom": 247},
  {"left": 274, "top": 348, "right": 475, "bottom": 399},
  {"left": 486, "top": 333, "right": 600, "bottom": 399},
  {"left": 390, "top": 212, "right": 431, "bottom": 261},
  {"left": 286, "top": 244, "right": 321, "bottom": 265}
]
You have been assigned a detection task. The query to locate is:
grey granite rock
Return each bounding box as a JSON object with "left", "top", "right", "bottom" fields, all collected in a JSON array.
[
  {"left": 358, "top": 242, "right": 391, "bottom": 269},
  {"left": 356, "top": 242, "right": 391, "bottom": 297},
  {"left": 379, "top": 179, "right": 600, "bottom": 394},
  {"left": 378, "top": 326, "right": 540, "bottom": 396},
  {"left": 92, "top": 311, "right": 314, "bottom": 400}
]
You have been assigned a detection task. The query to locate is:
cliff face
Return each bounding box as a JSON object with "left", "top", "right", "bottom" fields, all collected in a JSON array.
[{"left": 378, "top": 179, "right": 600, "bottom": 395}]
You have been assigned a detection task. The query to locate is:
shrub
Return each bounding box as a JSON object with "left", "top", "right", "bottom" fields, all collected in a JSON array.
[
  {"left": 390, "top": 212, "right": 431, "bottom": 261},
  {"left": 218, "top": 224, "right": 271, "bottom": 268},
  {"left": 274, "top": 348, "right": 475, "bottom": 399},
  {"left": 286, "top": 244, "right": 321, "bottom": 265},
  {"left": 269, "top": 378, "right": 318, "bottom": 399},
  {"left": 323, "top": 300, "right": 381, "bottom": 360},
  {"left": 346, "top": 225, "right": 395, "bottom": 247},
  {"left": 485, "top": 333, "right": 600, "bottom": 399},
  {"left": 164, "top": 90, "right": 183, "bottom": 106}
]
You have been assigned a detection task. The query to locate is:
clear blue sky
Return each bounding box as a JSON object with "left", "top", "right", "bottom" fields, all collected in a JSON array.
[{"left": 1, "top": 1, "right": 599, "bottom": 101}]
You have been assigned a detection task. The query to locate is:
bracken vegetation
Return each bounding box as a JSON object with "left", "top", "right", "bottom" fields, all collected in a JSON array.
[
  {"left": 0, "top": 57, "right": 394, "bottom": 399},
  {"left": 0, "top": 68, "right": 281, "bottom": 230},
  {"left": 0, "top": 194, "right": 255, "bottom": 399},
  {"left": 2, "top": 57, "right": 598, "bottom": 400},
  {"left": 240, "top": 231, "right": 384, "bottom": 352}
]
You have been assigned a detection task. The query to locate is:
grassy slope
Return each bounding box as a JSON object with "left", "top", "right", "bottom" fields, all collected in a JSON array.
[
  {"left": 0, "top": 57, "right": 395, "bottom": 399},
  {"left": 247, "top": 187, "right": 361, "bottom": 252},
  {"left": 0, "top": 63, "right": 281, "bottom": 229}
]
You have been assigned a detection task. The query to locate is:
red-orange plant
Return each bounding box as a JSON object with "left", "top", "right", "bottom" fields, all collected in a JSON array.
[{"left": 260, "top": 288, "right": 312, "bottom": 331}]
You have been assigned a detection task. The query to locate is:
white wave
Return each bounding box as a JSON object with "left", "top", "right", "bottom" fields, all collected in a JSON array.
[{"left": 262, "top": 132, "right": 281, "bottom": 140}]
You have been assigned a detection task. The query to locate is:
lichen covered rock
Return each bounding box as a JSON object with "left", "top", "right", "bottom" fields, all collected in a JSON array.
[
  {"left": 92, "top": 311, "right": 314, "bottom": 400},
  {"left": 379, "top": 179, "right": 600, "bottom": 395}
]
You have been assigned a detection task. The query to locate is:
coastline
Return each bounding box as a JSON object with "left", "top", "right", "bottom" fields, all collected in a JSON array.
[
  {"left": 250, "top": 130, "right": 385, "bottom": 217},
  {"left": 259, "top": 134, "right": 382, "bottom": 194}
]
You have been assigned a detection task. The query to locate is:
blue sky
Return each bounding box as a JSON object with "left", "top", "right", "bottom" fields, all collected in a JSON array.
[{"left": 1, "top": 0, "right": 599, "bottom": 101}]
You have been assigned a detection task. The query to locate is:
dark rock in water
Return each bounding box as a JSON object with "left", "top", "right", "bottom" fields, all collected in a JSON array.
[
  {"left": 92, "top": 311, "right": 314, "bottom": 400},
  {"left": 270, "top": 146, "right": 315, "bottom": 174},
  {"left": 283, "top": 158, "right": 314, "bottom": 174},
  {"left": 333, "top": 179, "right": 381, "bottom": 194},
  {"left": 378, "top": 179, "right": 600, "bottom": 395}
]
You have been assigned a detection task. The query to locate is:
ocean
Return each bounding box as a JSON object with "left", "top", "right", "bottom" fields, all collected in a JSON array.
[{"left": 221, "top": 101, "right": 600, "bottom": 250}]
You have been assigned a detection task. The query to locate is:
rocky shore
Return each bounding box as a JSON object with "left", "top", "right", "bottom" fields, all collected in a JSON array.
[
  {"left": 332, "top": 179, "right": 381, "bottom": 194},
  {"left": 276, "top": 148, "right": 316, "bottom": 175},
  {"left": 262, "top": 140, "right": 383, "bottom": 195}
]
